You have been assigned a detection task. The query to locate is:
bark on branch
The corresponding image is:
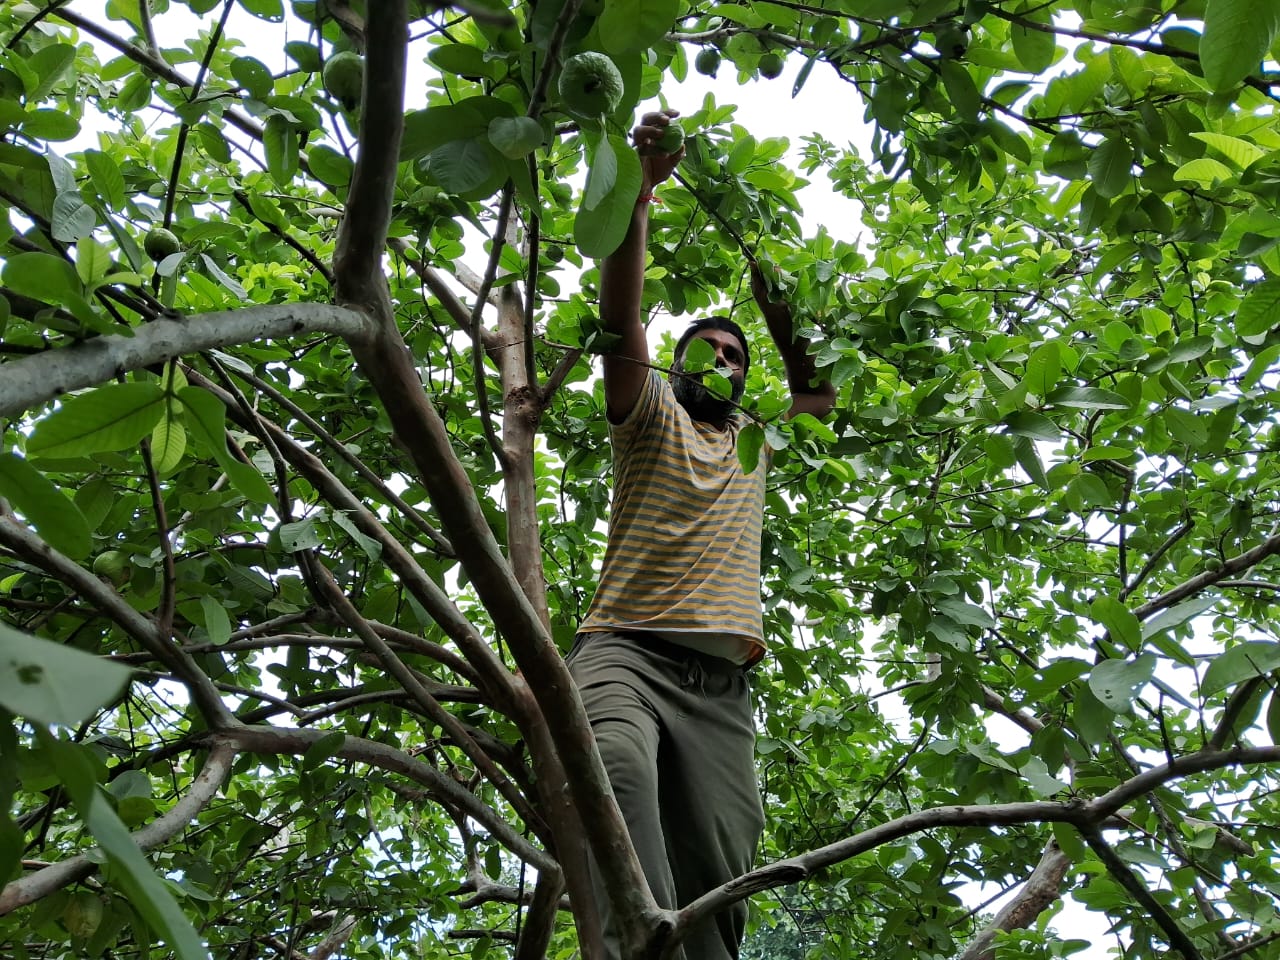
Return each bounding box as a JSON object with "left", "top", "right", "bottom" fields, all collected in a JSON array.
[{"left": 0, "top": 305, "right": 371, "bottom": 419}]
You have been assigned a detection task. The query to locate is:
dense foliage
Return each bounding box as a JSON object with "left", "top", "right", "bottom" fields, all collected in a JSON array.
[{"left": 2, "top": 0, "right": 1280, "bottom": 958}]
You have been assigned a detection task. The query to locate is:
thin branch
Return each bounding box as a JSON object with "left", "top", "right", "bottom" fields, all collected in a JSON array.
[
  {"left": 1121, "top": 517, "right": 1193, "bottom": 600},
  {"left": 0, "top": 305, "right": 371, "bottom": 419},
  {"left": 471, "top": 185, "right": 517, "bottom": 467},
  {"left": 1078, "top": 826, "right": 1202, "bottom": 960},
  {"left": 0, "top": 742, "right": 235, "bottom": 914},
  {"left": 204, "top": 725, "right": 554, "bottom": 872}
]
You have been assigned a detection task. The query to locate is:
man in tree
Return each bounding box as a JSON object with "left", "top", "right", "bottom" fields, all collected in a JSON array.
[{"left": 567, "top": 110, "right": 836, "bottom": 959}]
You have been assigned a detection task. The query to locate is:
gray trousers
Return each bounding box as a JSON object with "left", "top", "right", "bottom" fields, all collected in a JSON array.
[{"left": 567, "top": 631, "right": 765, "bottom": 960}]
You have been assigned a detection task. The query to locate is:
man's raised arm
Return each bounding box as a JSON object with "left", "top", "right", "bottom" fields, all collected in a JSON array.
[
  {"left": 598, "top": 110, "right": 684, "bottom": 423},
  {"left": 749, "top": 261, "right": 836, "bottom": 420}
]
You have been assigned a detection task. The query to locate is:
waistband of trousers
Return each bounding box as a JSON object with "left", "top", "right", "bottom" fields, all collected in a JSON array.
[{"left": 612, "top": 629, "right": 749, "bottom": 674}]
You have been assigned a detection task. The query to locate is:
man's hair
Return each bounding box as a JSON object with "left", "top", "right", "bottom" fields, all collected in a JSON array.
[{"left": 672, "top": 316, "right": 751, "bottom": 377}]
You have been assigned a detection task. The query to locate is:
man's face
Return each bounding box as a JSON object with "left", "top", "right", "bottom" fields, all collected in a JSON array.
[{"left": 671, "top": 329, "right": 747, "bottom": 425}]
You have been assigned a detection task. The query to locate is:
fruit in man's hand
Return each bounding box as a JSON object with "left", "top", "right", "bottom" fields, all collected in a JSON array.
[
  {"left": 322, "top": 50, "right": 363, "bottom": 107},
  {"left": 655, "top": 120, "right": 685, "bottom": 154},
  {"left": 144, "top": 227, "right": 181, "bottom": 261},
  {"left": 695, "top": 48, "right": 721, "bottom": 77},
  {"left": 558, "top": 52, "right": 624, "bottom": 119},
  {"left": 758, "top": 52, "right": 784, "bottom": 79}
]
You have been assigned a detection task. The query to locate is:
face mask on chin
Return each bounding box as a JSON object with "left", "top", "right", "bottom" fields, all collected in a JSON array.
[{"left": 671, "top": 364, "right": 745, "bottom": 425}]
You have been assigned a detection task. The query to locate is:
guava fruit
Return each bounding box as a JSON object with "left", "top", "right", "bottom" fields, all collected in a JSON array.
[
  {"left": 323, "top": 50, "right": 363, "bottom": 108},
  {"left": 558, "top": 51, "right": 624, "bottom": 119},
  {"left": 655, "top": 120, "right": 685, "bottom": 154},
  {"left": 695, "top": 48, "right": 721, "bottom": 77},
  {"left": 934, "top": 23, "right": 969, "bottom": 59},
  {"left": 92, "top": 549, "right": 129, "bottom": 586},
  {"left": 759, "top": 52, "right": 784, "bottom": 79},
  {"left": 144, "top": 227, "right": 180, "bottom": 261},
  {"left": 545, "top": 243, "right": 565, "bottom": 263}
]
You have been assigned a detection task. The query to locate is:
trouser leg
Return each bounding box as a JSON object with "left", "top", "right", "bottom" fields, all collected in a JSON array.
[
  {"left": 660, "top": 660, "right": 764, "bottom": 960},
  {"left": 568, "top": 634, "right": 678, "bottom": 960}
]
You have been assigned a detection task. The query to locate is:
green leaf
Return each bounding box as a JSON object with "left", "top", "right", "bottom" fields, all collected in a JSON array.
[
  {"left": 306, "top": 145, "right": 353, "bottom": 188},
  {"left": 1011, "top": 435, "right": 1050, "bottom": 490},
  {"left": 1045, "top": 386, "right": 1130, "bottom": 410},
  {"left": 150, "top": 412, "right": 187, "bottom": 474},
  {"left": 177, "top": 386, "right": 274, "bottom": 505},
  {"left": 1200, "top": 0, "right": 1280, "bottom": 92},
  {"left": 301, "top": 730, "right": 346, "bottom": 769},
  {"left": 583, "top": 134, "right": 618, "bottom": 212},
  {"left": 1238, "top": 279, "right": 1280, "bottom": 337},
  {"left": 487, "top": 116, "right": 543, "bottom": 159},
  {"left": 263, "top": 115, "right": 298, "bottom": 186},
  {"left": 1023, "top": 341, "right": 1060, "bottom": 397},
  {"left": 939, "top": 60, "right": 980, "bottom": 121},
  {"left": 0, "top": 453, "right": 91, "bottom": 559},
  {"left": 1088, "top": 136, "right": 1133, "bottom": 199},
  {"left": 737, "top": 422, "right": 765, "bottom": 474},
  {"left": 285, "top": 41, "right": 321, "bottom": 72},
  {"left": 1189, "top": 131, "right": 1267, "bottom": 169},
  {"left": 1202, "top": 641, "right": 1280, "bottom": 696},
  {"left": 1267, "top": 691, "right": 1280, "bottom": 746},
  {"left": 1003, "top": 411, "right": 1059, "bottom": 441},
  {"left": 1091, "top": 596, "right": 1141, "bottom": 651},
  {"left": 429, "top": 43, "right": 496, "bottom": 80},
  {"left": 430, "top": 139, "right": 497, "bottom": 195},
  {"left": 199, "top": 595, "right": 232, "bottom": 646},
  {"left": 230, "top": 56, "right": 274, "bottom": 99},
  {"left": 934, "top": 597, "right": 994, "bottom": 628},
  {"left": 332, "top": 510, "right": 382, "bottom": 561},
  {"left": 599, "top": 0, "right": 680, "bottom": 54},
  {"left": 28, "top": 383, "right": 166, "bottom": 460},
  {"left": 400, "top": 98, "right": 513, "bottom": 162},
  {"left": 84, "top": 150, "right": 126, "bottom": 209},
  {"left": 1, "top": 251, "right": 84, "bottom": 309},
  {"left": 1174, "top": 157, "right": 1234, "bottom": 189},
  {"left": 279, "top": 518, "right": 322, "bottom": 551},
  {"left": 28, "top": 43, "right": 77, "bottom": 101},
  {"left": 21, "top": 109, "right": 80, "bottom": 141},
  {"left": 574, "top": 135, "right": 642, "bottom": 258},
  {"left": 1011, "top": 12, "right": 1057, "bottom": 72},
  {"left": 0, "top": 625, "right": 132, "bottom": 725},
  {"left": 1088, "top": 654, "right": 1156, "bottom": 713},
  {"left": 35, "top": 729, "right": 210, "bottom": 960}
]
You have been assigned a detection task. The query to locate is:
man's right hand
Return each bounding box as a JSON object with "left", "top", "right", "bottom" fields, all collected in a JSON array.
[{"left": 632, "top": 109, "right": 684, "bottom": 192}]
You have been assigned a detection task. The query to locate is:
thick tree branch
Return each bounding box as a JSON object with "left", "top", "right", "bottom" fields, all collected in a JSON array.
[
  {"left": 958, "top": 839, "right": 1071, "bottom": 960},
  {"left": 0, "top": 742, "right": 235, "bottom": 914},
  {"left": 0, "top": 305, "right": 371, "bottom": 420},
  {"left": 1134, "top": 533, "right": 1280, "bottom": 620},
  {"left": 514, "top": 871, "right": 566, "bottom": 960}
]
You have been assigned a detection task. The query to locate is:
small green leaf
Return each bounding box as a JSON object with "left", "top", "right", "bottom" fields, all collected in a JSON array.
[
  {"left": 1202, "top": 641, "right": 1280, "bottom": 696},
  {"left": 1088, "top": 654, "right": 1156, "bottom": 712},
  {"left": 1045, "top": 386, "right": 1131, "bottom": 410},
  {"left": 1088, "top": 136, "right": 1133, "bottom": 199},
  {"left": 0, "top": 453, "right": 91, "bottom": 559},
  {"left": 1237, "top": 279, "right": 1280, "bottom": 337},
  {"left": 1091, "top": 596, "right": 1141, "bottom": 650},
  {"left": 150, "top": 413, "right": 186, "bottom": 474},
  {"left": 28, "top": 383, "right": 166, "bottom": 460},
  {"left": 263, "top": 115, "right": 298, "bottom": 186},
  {"left": 84, "top": 150, "right": 126, "bottom": 209},
  {"left": 1141, "top": 595, "right": 1217, "bottom": 643},
  {"left": 177, "top": 387, "right": 274, "bottom": 505},
  {"left": 279, "top": 518, "right": 322, "bottom": 552},
  {"left": 1011, "top": 435, "right": 1050, "bottom": 490},
  {"left": 1003, "top": 411, "right": 1060, "bottom": 441},
  {"left": 1011, "top": 12, "right": 1057, "bottom": 72},
  {"left": 737, "top": 422, "right": 765, "bottom": 474},
  {"left": 332, "top": 511, "right": 382, "bottom": 561},
  {"left": 302, "top": 730, "right": 346, "bottom": 769},
  {"left": 0, "top": 625, "right": 132, "bottom": 725},
  {"left": 1189, "top": 131, "right": 1267, "bottom": 169},
  {"left": 199, "top": 596, "right": 232, "bottom": 647},
  {"left": 429, "top": 139, "right": 497, "bottom": 195},
  {"left": 584, "top": 135, "right": 618, "bottom": 212},
  {"left": 1174, "top": 157, "right": 1234, "bottom": 189},
  {"left": 230, "top": 56, "right": 274, "bottom": 99},
  {"left": 1, "top": 252, "right": 84, "bottom": 309},
  {"left": 487, "top": 116, "right": 543, "bottom": 159}
]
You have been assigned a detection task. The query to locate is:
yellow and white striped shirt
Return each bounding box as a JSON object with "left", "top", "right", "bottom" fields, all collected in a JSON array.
[{"left": 579, "top": 371, "right": 767, "bottom": 665}]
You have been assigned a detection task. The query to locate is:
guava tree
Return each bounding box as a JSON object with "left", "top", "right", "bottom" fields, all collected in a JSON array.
[{"left": 2, "top": 1, "right": 1280, "bottom": 959}]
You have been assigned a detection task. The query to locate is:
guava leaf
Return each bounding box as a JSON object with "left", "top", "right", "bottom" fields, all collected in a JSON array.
[{"left": 573, "top": 136, "right": 642, "bottom": 258}]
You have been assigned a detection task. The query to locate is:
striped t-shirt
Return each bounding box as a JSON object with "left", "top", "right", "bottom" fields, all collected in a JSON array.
[{"left": 579, "top": 371, "right": 767, "bottom": 664}]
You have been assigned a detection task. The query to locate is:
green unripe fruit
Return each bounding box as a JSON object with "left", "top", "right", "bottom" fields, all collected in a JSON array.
[
  {"left": 92, "top": 549, "right": 129, "bottom": 587},
  {"left": 143, "top": 227, "right": 181, "bottom": 261},
  {"left": 695, "top": 48, "right": 721, "bottom": 77},
  {"left": 558, "top": 52, "right": 624, "bottom": 119},
  {"left": 655, "top": 120, "right": 685, "bottom": 154},
  {"left": 322, "top": 50, "right": 363, "bottom": 107},
  {"left": 545, "top": 243, "right": 565, "bottom": 263},
  {"left": 63, "top": 893, "right": 104, "bottom": 940},
  {"left": 758, "top": 52, "right": 784, "bottom": 79},
  {"left": 1206, "top": 556, "right": 1224, "bottom": 572}
]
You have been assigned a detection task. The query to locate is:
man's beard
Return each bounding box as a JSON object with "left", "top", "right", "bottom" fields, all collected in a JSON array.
[{"left": 671, "top": 368, "right": 745, "bottom": 425}]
